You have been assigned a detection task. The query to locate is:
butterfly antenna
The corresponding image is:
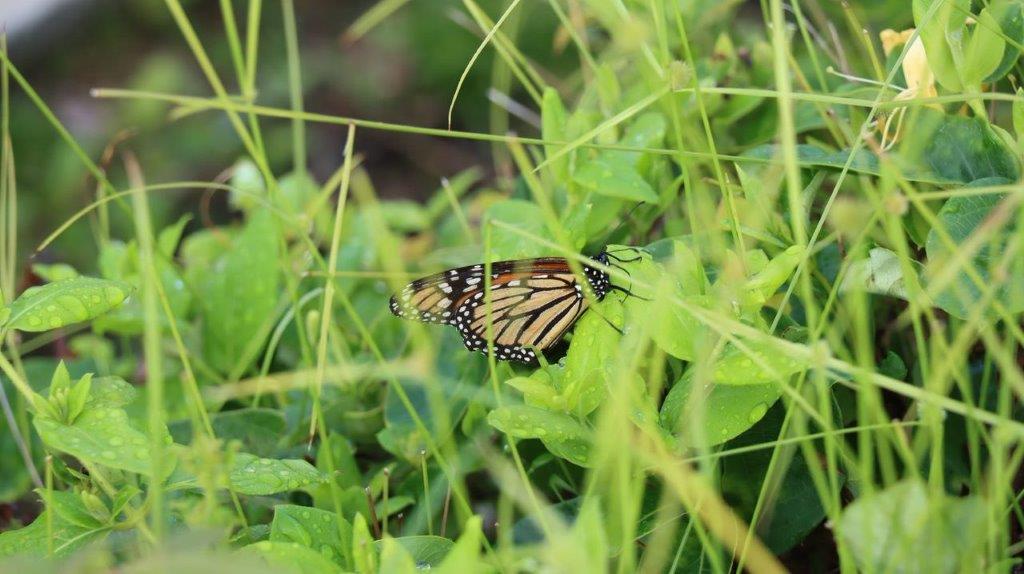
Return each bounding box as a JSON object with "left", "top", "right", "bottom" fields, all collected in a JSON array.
[
  {"left": 596, "top": 202, "right": 646, "bottom": 247},
  {"left": 605, "top": 259, "right": 652, "bottom": 302}
]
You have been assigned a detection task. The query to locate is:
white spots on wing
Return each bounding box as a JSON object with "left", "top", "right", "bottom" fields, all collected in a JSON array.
[
  {"left": 507, "top": 280, "right": 520, "bottom": 287},
  {"left": 440, "top": 282, "right": 452, "bottom": 293},
  {"left": 465, "top": 277, "right": 481, "bottom": 285},
  {"left": 438, "top": 297, "right": 452, "bottom": 308}
]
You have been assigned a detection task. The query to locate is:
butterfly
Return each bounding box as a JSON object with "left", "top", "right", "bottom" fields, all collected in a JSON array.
[{"left": 389, "top": 250, "right": 640, "bottom": 363}]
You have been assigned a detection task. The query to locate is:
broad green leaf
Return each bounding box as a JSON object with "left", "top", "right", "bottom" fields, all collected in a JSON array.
[
  {"left": 157, "top": 214, "right": 192, "bottom": 258},
  {"left": 39, "top": 489, "right": 104, "bottom": 530},
  {"left": 561, "top": 299, "right": 622, "bottom": 416},
  {"left": 712, "top": 340, "right": 808, "bottom": 386},
  {"left": 622, "top": 254, "right": 705, "bottom": 361},
  {"left": 34, "top": 367, "right": 168, "bottom": 475},
  {"left": 925, "top": 189, "right": 1024, "bottom": 317},
  {"left": 171, "top": 408, "right": 285, "bottom": 457},
  {"left": 484, "top": 199, "right": 555, "bottom": 260},
  {"left": 719, "top": 406, "right": 838, "bottom": 553},
  {"left": 270, "top": 504, "right": 352, "bottom": 569},
  {"left": 505, "top": 369, "right": 563, "bottom": 411},
  {"left": 741, "top": 144, "right": 942, "bottom": 183},
  {"left": 351, "top": 513, "right": 377, "bottom": 574},
  {"left": 487, "top": 405, "right": 592, "bottom": 466},
  {"left": 378, "top": 537, "right": 419, "bottom": 574},
  {"left": 840, "top": 247, "right": 923, "bottom": 301},
  {"left": 913, "top": 0, "right": 971, "bottom": 91},
  {"left": 380, "top": 201, "right": 431, "bottom": 233},
  {"left": 837, "top": 480, "right": 986, "bottom": 573},
  {"left": 660, "top": 369, "right": 781, "bottom": 446},
  {"left": 435, "top": 517, "right": 486, "bottom": 574},
  {"left": 963, "top": 7, "right": 1006, "bottom": 88},
  {"left": 278, "top": 170, "right": 319, "bottom": 216},
  {"left": 34, "top": 405, "right": 170, "bottom": 476},
  {"left": 377, "top": 371, "right": 464, "bottom": 463},
  {"left": 542, "top": 88, "right": 570, "bottom": 182},
  {"left": 230, "top": 453, "right": 328, "bottom": 495},
  {"left": 1, "top": 277, "right": 131, "bottom": 332},
  {"left": 573, "top": 157, "right": 658, "bottom": 203},
  {"left": 741, "top": 245, "right": 803, "bottom": 307},
  {"left": 0, "top": 510, "right": 108, "bottom": 559},
  {"left": 985, "top": 1, "right": 1024, "bottom": 83},
  {"left": 921, "top": 112, "right": 1021, "bottom": 183},
  {"left": 606, "top": 112, "right": 667, "bottom": 171},
  {"left": 317, "top": 434, "right": 362, "bottom": 490},
  {"left": 31, "top": 263, "right": 79, "bottom": 283},
  {"left": 239, "top": 541, "right": 343, "bottom": 574},
  {"left": 229, "top": 157, "right": 267, "bottom": 212},
  {"left": 379, "top": 536, "right": 454, "bottom": 568},
  {"left": 200, "top": 210, "right": 281, "bottom": 374}
]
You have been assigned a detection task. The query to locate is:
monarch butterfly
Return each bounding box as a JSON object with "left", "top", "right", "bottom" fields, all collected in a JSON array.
[{"left": 389, "top": 250, "right": 639, "bottom": 363}]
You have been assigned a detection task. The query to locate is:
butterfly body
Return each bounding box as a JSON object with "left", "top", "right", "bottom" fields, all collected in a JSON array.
[{"left": 390, "top": 253, "right": 613, "bottom": 362}]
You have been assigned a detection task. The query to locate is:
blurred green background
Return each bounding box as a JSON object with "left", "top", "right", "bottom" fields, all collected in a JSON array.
[{"left": 5, "top": 0, "right": 579, "bottom": 271}]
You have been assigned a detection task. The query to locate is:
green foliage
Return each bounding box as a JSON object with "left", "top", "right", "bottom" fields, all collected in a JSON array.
[
  {"left": 837, "top": 480, "right": 987, "bottom": 572},
  {"left": 4, "top": 0, "right": 1024, "bottom": 571},
  {"left": 229, "top": 454, "right": 328, "bottom": 496},
  {"left": 199, "top": 209, "right": 281, "bottom": 375},
  {"left": 0, "top": 277, "right": 130, "bottom": 332}
]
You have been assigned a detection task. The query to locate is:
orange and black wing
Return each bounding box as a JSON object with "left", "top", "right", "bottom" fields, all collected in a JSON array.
[{"left": 389, "top": 257, "right": 591, "bottom": 362}]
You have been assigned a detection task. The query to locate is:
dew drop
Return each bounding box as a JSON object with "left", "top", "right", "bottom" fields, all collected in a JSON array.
[{"left": 748, "top": 402, "right": 768, "bottom": 423}]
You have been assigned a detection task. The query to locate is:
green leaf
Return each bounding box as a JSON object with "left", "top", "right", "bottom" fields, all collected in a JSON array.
[
  {"left": 986, "top": 1, "right": 1024, "bottom": 83},
  {"left": 913, "top": 0, "right": 971, "bottom": 91},
  {"left": 34, "top": 405, "right": 170, "bottom": 476},
  {"left": 378, "top": 536, "right": 454, "bottom": 568},
  {"left": 229, "top": 158, "right": 267, "bottom": 212},
  {"left": 239, "top": 541, "right": 344, "bottom": 574},
  {"left": 30, "top": 263, "right": 79, "bottom": 283},
  {"left": 542, "top": 88, "right": 570, "bottom": 182},
  {"left": 606, "top": 112, "right": 667, "bottom": 169},
  {"left": 487, "top": 405, "right": 592, "bottom": 466},
  {"left": 712, "top": 339, "right": 808, "bottom": 386},
  {"left": 270, "top": 505, "right": 352, "bottom": 569},
  {"left": 573, "top": 157, "right": 659, "bottom": 203},
  {"left": 1, "top": 277, "right": 131, "bottom": 332},
  {"left": 741, "top": 246, "right": 804, "bottom": 306},
  {"left": 660, "top": 369, "right": 781, "bottom": 446},
  {"left": 380, "top": 201, "right": 431, "bottom": 233},
  {"left": 741, "top": 144, "right": 947, "bottom": 183},
  {"left": 377, "top": 537, "right": 419, "bottom": 574},
  {"left": 837, "top": 480, "right": 987, "bottom": 573},
  {"left": 963, "top": 7, "right": 1006, "bottom": 88},
  {"left": 40, "top": 489, "right": 104, "bottom": 530},
  {"left": 561, "top": 299, "right": 623, "bottom": 416},
  {"left": 230, "top": 453, "right": 328, "bottom": 495},
  {"left": 86, "top": 376, "right": 138, "bottom": 409},
  {"left": 921, "top": 112, "right": 1021, "bottom": 183},
  {"left": 435, "top": 517, "right": 486, "bottom": 574},
  {"left": 351, "top": 513, "right": 377, "bottom": 574},
  {"left": 840, "top": 247, "right": 923, "bottom": 301},
  {"left": 0, "top": 510, "right": 108, "bottom": 559},
  {"left": 484, "top": 199, "right": 556, "bottom": 260},
  {"left": 200, "top": 210, "right": 281, "bottom": 374},
  {"left": 925, "top": 189, "right": 1024, "bottom": 318},
  {"left": 622, "top": 253, "right": 704, "bottom": 361},
  {"left": 171, "top": 408, "right": 285, "bottom": 457}
]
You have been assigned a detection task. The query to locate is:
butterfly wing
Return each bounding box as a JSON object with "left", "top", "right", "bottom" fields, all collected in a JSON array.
[
  {"left": 454, "top": 270, "right": 588, "bottom": 362},
  {"left": 389, "top": 258, "right": 572, "bottom": 324},
  {"left": 390, "top": 258, "right": 589, "bottom": 361}
]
